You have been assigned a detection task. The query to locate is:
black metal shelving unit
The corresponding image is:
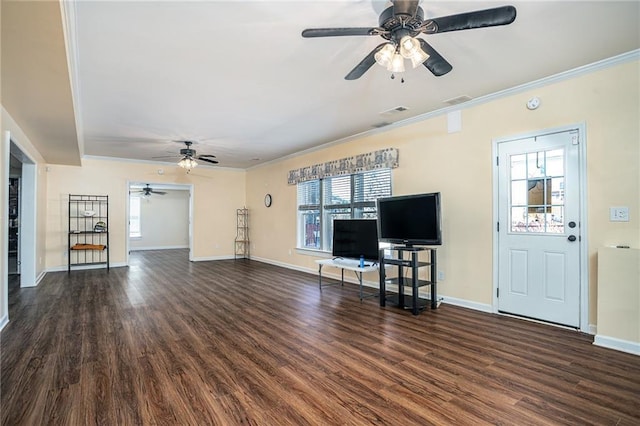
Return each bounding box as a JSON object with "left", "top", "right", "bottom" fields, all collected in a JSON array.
[
  {"left": 68, "top": 194, "right": 109, "bottom": 272},
  {"left": 379, "top": 246, "right": 439, "bottom": 315}
]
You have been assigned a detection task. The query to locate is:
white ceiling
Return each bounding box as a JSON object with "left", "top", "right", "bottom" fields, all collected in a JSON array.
[{"left": 10, "top": 1, "right": 640, "bottom": 169}]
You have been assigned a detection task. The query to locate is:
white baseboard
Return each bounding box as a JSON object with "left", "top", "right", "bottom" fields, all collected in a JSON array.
[
  {"left": 191, "top": 255, "right": 237, "bottom": 262},
  {"left": 0, "top": 314, "right": 8, "bottom": 331},
  {"left": 47, "top": 262, "right": 127, "bottom": 273},
  {"left": 588, "top": 324, "right": 597, "bottom": 336},
  {"left": 439, "top": 295, "right": 493, "bottom": 313},
  {"left": 18, "top": 271, "right": 47, "bottom": 288},
  {"left": 130, "top": 245, "right": 189, "bottom": 251},
  {"left": 593, "top": 335, "right": 640, "bottom": 356},
  {"left": 250, "top": 256, "right": 315, "bottom": 274}
]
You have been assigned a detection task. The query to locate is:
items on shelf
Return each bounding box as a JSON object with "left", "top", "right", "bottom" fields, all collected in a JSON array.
[
  {"left": 71, "top": 243, "right": 107, "bottom": 251},
  {"left": 68, "top": 194, "right": 110, "bottom": 271}
]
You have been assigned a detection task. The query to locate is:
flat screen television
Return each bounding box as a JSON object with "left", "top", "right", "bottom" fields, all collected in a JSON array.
[
  {"left": 376, "top": 192, "right": 442, "bottom": 246},
  {"left": 332, "top": 219, "right": 379, "bottom": 262}
]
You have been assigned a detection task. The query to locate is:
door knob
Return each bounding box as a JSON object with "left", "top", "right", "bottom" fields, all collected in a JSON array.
[{"left": 568, "top": 235, "right": 577, "bottom": 242}]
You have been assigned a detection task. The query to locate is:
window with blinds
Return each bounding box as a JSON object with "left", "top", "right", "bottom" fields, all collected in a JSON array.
[
  {"left": 297, "top": 168, "right": 391, "bottom": 251},
  {"left": 297, "top": 180, "right": 321, "bottom": 249}
]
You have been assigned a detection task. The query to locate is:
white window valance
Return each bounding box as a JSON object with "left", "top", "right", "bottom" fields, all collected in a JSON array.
[{"left": 287, "top": 148, "right": 398, "bottom": 185}]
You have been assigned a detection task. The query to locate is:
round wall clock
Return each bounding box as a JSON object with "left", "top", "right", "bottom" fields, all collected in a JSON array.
[{"left": 264, "top": 193, "right": 272, "bottom": 207}]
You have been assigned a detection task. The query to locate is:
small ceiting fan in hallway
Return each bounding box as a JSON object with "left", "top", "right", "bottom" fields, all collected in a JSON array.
[
  {"left": 301, "top": 0, "right": 516, "bottom": 80},
  {"left": 135, "top": 184, "right": 166, "bottom": 197}
]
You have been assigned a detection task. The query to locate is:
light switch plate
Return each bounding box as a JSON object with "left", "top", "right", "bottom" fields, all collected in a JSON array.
[{"left": 610, "top": 206, "right": 629, "bottom": 222}]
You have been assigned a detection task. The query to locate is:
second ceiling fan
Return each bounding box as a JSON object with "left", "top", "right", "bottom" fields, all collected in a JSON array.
[
  {"left": 302, "top": 0, "right": 517, "bottom": 80},
  {"left": 136, "top": 184, "right": 166, "bottom": 197}
]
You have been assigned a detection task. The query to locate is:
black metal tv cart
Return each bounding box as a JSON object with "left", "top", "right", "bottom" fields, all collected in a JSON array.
[
  {"left": 379, "top": 246, "right": 438, "bottom": 315},
  {"left": 68, "top": 194, "right": 109, "bottom": 272}
]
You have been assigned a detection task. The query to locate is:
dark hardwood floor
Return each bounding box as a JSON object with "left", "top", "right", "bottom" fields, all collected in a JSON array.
[{"left": 2, "top": 249, "right": 639, "bottom": 425}]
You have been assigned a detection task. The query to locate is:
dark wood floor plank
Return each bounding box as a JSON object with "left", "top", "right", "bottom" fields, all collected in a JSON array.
[{"left": 2, "top": 249, "right": 639, "bottom": 425}]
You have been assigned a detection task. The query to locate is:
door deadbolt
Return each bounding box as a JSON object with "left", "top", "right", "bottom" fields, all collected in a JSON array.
[{"left": 568, "top": 235, "right": 577, "bottom": 242}]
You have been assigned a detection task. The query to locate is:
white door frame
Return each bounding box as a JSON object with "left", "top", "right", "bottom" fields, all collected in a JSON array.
[
  {"left": 18, "top": 162, "right": 37, "bottom": 287},
  {"left": 1, "top": 131, "right": 9, "bottom": 327},
  {"left": 124, "top": 181, "right": 194, "bottom": 265},
  {"left": 6, "top": 135, "right": 38, "bottom": 287},
  {"left": 1, "top": 131, "right": 39, "bottom": 330},
  {"left": 492, "top": 123, "right": 590, "bottom": 333}
]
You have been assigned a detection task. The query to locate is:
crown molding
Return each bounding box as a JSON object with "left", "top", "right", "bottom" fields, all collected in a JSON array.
[
  {"left": 60, "top": 0, "right": 85, "bottom": 157},
  {"left": 81, "top": 154, "right": 245, "bottom": 172},
  {"left": 248, "top": 49, "right": 640, "bottom": 172}
]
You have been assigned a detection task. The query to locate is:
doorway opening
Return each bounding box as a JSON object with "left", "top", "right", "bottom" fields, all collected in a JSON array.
[
  {"left": 125, "top": 182, "right": 193, "bottom": 265},
  {"left": 2, "top": 133, "right": 39, "bottom": 330},
  {"left": 6, "top": 139, "right": 37, "bottom": 288}
]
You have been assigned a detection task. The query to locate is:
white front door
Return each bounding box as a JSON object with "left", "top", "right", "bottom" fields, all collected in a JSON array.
[{"left": 497, "top": 130, "right": 581, "bottom": 327}]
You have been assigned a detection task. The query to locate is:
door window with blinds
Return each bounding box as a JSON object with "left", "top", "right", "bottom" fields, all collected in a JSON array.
[{"left": 297, "top": 169, "right": 391, "bottom": 251}]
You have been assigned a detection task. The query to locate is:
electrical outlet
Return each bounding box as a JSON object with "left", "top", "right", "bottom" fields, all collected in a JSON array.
[
  {"left": 438, "top": 270, "right": 445, "bottom": 281},
  {"left": 610, "top": 206, "right": 630, "bottom": 222}
]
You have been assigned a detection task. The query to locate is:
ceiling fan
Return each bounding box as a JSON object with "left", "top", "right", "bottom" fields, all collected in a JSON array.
[
  {"left": 153, "top": 140, "right": 219, "bottom": 171},
  {"left": 301, "top": 0, "right": 517, "bottom": 80},
  {"left": 135, "top": 184, "right": 167, "bottom": 197}
]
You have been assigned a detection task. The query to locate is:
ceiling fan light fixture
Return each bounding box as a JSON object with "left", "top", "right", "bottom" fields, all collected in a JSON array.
[
  {"left": 388, "top": 53, "right": 405, "bottom": 73},
  {"left": 399, "top": 36, "right": 419, "bottom": 58},
  {"left": 409, "top": 49, "right": 430, "bottom": 68},
  {"left": 374, "top": 43, "right": 395, "bottom": 68},
  {"left": 399, "top": 36, "right": 430, "bottom": 68},
  {"left": 178, "top": 156, "right": 198, "bottom": 170}
]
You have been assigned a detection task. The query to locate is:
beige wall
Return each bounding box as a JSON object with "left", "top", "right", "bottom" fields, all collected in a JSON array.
[
  {"left": 247, "top": 60, "right": 640, "bottom": 327},
  {"left": 46, "top": 158, "right": 246, "bottom": 269},
  {"left": 596, "top": 247, "right": 640, "bottom": 354}
]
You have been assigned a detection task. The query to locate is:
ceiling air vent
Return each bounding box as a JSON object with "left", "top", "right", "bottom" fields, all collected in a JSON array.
[
  {"left": 379, "top": 106, "right": 409, "bottom": 116},
  {"left": 443, "top": 95, "right": 472, "bottom": 106},
  {"left": 372, "top": 122, "right": 393, "bottom": 129}
]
